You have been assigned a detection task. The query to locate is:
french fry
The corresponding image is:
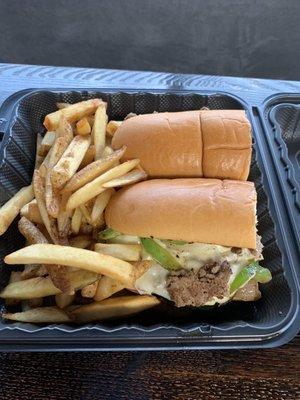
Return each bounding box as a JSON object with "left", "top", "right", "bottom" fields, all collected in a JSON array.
[
  {"left": 103, "top": 169, "right": 147, "bottom": 188},
  {"left": 79, "top": 204, "right": 92, "bottom": 225},
  {"left": 71, "top": 207, "right": 82, "bottom": 234},
  {"left": 76, "top": 117, "right": 91, "bottom": 135},
  {"left": 66, "top": 159, "right": 139, "bottom": 210},
  {"left": 21, "top": 264, "right": 47, "bottom": 280},
  {"left": 35, "top": 133, "right": 44, "bottom": 169},
  {"left": 18, "top": 216, "right": 48, "bottom": 245},
  {"left": 33, "top": 170, "right": 58, "bottom": 243},
  {"left": 45, "top": 136, "right": 70, "bottom": 218},
  {"left": 79, "top": 145, "right": 95, "bottom": 169},
  {"left": 63, "top": 147, "right": 126, "bottom": 193},
  {"left": 70, "top": 295, "right": 160, "bottom": 323},
  {"left": 56, "top": 102, "right": 71, "bottom": 109},
  {"left": 5, "top": 271, "right": 22, "bottom": 307},
  {"left": 124, "top": 112, "right": 137, "bottom": 120},
  {"left": 0, "top": 185, "right": 34, "bottom": 236},
  {"left": 55, "top": 293, "right": 75, "bottom": 309},
  {"left": 38, "top": 131, "right": 56, "bottom": 156},
  {"left": 20, "top": 199, "right": 43, "bottom": 224},
  {"left": 69, "top": 235, "right": 92, "bottom": 249},
  {"left": 51, "top": 135, "right": 91, "bottom": 189},
  {"left": 5, "top": 244, "right": 135, "bottom": 287},
  {"left": 39, "top": 148, "right": 51, "bottom": 178},
  {"left": 106, "top": 120, "right": 122, "bottom": 137},
  {"left": 57, "top": 193, "right": 71, "bottom": 237},
  {"left": 56, "top": 116, "right": 73, "bottom": 143},
  {"left": 93, "top": 276, "right": 125, "bottom": 302},
  {"left": 94, "top": 243, "right": 141, "bottom": 262},
  {"left": 91, "top": 189, "right": 114, "bottom": 226},
  {"left": 102, "top": 146, "right": 114, "bottom": 157},
  {"left": 44, "top": 98, "right": 103, "bottom": 130},
  {"left": 3, "top": 307, "right": 71, "bottom": 323},
  {"left": 81, "top": 281, "right": 98, "bottom": 298},
  {"left": 0, "top": 270, "right": 99, "bottom": 299},
  {"left": 92, "top": 103, "right": 108, "bottom": 160},
  {"left": 86, "top": 115, "right": 95, "bottom": 127}
]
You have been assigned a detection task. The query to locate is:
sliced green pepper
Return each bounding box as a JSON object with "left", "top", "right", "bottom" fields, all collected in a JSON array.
[
  {"left": 230, "top": 261, "right": 272, "bottom": 294},
  {"left": 140, "top": 238, "right": 182, "bottom": 271},
  {"left": 165, "top": 240, "right": 188, "bottom": 246},
  {"left": 98, "top": 228, "right": 120, "bottom": 241}
]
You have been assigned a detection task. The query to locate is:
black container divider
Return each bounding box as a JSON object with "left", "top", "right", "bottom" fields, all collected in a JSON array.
[{"left": 0, "top": 89, "right": 299, "bottom": 351}]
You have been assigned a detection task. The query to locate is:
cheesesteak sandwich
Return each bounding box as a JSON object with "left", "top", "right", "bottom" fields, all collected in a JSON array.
[
  {"left": 103, "top": 179, "right": 271, "bottom": 307},
  {"left": 112, "top": 110, "right": 252, "bottom": 180}
]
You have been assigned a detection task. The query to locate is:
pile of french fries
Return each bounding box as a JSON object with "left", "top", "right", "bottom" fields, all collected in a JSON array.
[{"left": 0, "top": 99, "right": 159, "bottom": 324}]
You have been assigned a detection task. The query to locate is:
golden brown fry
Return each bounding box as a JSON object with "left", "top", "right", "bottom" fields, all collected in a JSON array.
[
  {"left": 20, "top": 200, "right": 43, "bottom": 225},
  {"left": 5, "top": 271, "right": 22, "bottom": 307},
  {"left": 63, "top": 147, "right": 126, "bottom": 193},
  {"left": 5, "top": 244, "right": 135, "bottom": 287},
  {"left": 81, "top": 281, "right": 98, "bottom": 298},
  {"left": 106, "top": 120, "right": 122, "bottom": 137},
  {"left": 94, "top": 243, "right": 141, "bottom": 262},
  {"left": 51, "top": 135, "right": 91, "bottom": 189},
  {"left": 56, "top": 102, "right": 71, "bottom": 109},
  {"left": 21, "top": 264, "right": 47, "bottom": 280},
  {"left": 55, "top": 293, "right": 75, "bottom": 309},
  {"left": 38, "top": 131, "right": 56, "bottom": 156},
  {"left": 103, "top": 169, "right": 147, "bottom": 188},
  {"left": 56, "top": 116, "right": 73, "bottom": 143},
  {"left": 69, "top": 235, "right": 92, "bottom": 249},
  {"left": 0, "top": 185, "right": 34, "bottom": 236},
  {"left": 0, "top": 270, "right": 99, "bottom": 299},
  {"left": 33, "top": 170, "right": 58, "bottom": 243},
  {"left": 79, "top": 145, "right": 95, "bottom": 169},
  {"left": 57, "top": 193, "right": 71, "bottom": 237},
  {"left": 92, "top": 103, "right": 108, "bottom": 160},
  {"left": 66, "top": 159, "right": 139, "bottom": 210},
  {"left": 76, "top": 117, "right": 91, "bottom": 135},
  {"left": 91, "top": 189, "right": 114, "bottom": 226},
  {"left": 4, "top": 307, "right": 72, "bottom": 323},
  {"left": 70, "top": 295, "right": 160, "bottom": 323},
  {"left": 18, "top": 216, "right": 48, "bottom": 245},
  {"left": 70, "top": 207, "right": 82, "bottom": 234},
  {"left": 93, "top": 276, "right": 125, "bottom": 302},
  {"left": 44, "top": 98, "right": 103, "bottom": 130}
]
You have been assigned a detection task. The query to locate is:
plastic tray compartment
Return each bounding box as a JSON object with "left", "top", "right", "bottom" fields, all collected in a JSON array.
[{"left": 0, "top": 89, "right": 299, "bottom": 351}]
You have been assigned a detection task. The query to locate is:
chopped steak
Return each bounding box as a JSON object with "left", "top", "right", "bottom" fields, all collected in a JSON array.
[
  {"left": 233, "top": 279, "right": 261, "bottom": 302},
  {"left": 166, "top": 261, "right": 231, "bottom": 307}
]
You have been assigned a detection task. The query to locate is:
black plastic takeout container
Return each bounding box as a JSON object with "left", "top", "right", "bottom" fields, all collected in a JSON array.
[{"left": 0, "top": 89, "right": 299, "bottom": 351}]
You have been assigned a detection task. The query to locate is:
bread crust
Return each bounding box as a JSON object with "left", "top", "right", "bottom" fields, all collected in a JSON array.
[{"left": 105, "top": 179, "right": 257, "bottom": 249}]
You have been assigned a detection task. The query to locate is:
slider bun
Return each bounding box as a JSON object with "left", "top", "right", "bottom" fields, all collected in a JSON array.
[
  {"left": 105, "top": 179, "right": 257, "bottom": 249},
  {"left": 111, "top": 110, "right": 251, "bottom": 180}
]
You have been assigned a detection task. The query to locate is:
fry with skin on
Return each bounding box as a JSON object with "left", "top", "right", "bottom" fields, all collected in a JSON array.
[
  {"left": 71, "top": 207, "right": 82, "bottom": 234},
  {"left": 56, "top": 116, "right": 73, "bottom": 142},
  {"left": 63, "top": 147, "right": 126, "bottom": 193},
  {"left": 38, "top": 149, "right": 51, "bottom": 178},
  {"left": 91, "top": 189, "right": 114, "bottom": 226},
  {"left": 5, "top": 271, "right": 22, "bottom": 307},
  {"left": 38, "top": 131, "right": 56, "bottom": 156},
  {"left": 79, "top": 144, "right": 95, "bottom": 169},
  {"left": 106, "top": 120, "right": 122, "bottom": 137},
  {"left": 92, "top": 103, "right": 108, "bottom": 160},
  {"left": 93, "top": 276, "right": 125, "bottom": 302},
  {"left": 76, "top": 117, "right": 91, "bottom": 135},
  {"left": 21, "top": 264, "right": 47, "bottom": 280},
  {"left": 55, "top": 293, "right": 75, "bottom": 309},
  {"left": 5, "top": 244, "right": 135, "bottom": 287},
  {"left": 51, "top": 135, "right": 91, "bottom": 190},
  {"left": 0, "top": 270, "right": 99, "bottom": 299},
  {"left": 103, "top": 169, "right": 147, "bottom": 188},
  {"left": 81, "top": 281, "right": 98, "bottom": 298},
  {"left": 79, "top": 204, "right": 93, "bottom": 225},
  {"left": 44, "top": 98, "right": 103, "bottom": 130},
  {"left": 3, "top": 307, "right": 72, "bottom": 323},
  {"left": 0, "top": 185, "right": 34, "bottom": 236},
  {"left": 70, "top": 295, "right": 160, "bottom": 323},
  {"left": 57, "top": 193, "right": 72, "bottom": 237},
  {"left": 66, "top": 159, "right": 140, "bottom": 210},
  {"left": 20, "top": 200, "right": 43, "bottom": 225}
]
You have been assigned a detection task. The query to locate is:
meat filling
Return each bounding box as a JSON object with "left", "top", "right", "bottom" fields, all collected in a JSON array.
[{"left": 166, "top": 261, "right": 232, "bottom": 307}]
